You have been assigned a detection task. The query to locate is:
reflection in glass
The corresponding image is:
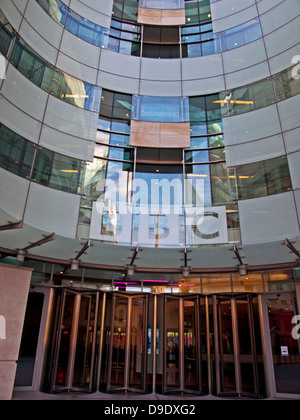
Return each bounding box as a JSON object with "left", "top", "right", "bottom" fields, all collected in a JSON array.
[
  {"left": 268, "top": 299, "right": 300, "bottom": 394},
  {"left": 54, "top": 293, "right": 75, "bottom": 389},
  {"left": 110, "top": 297, "right": 127, "bottom": 388},
  {"left": 166, "top": 299, "right": 179, "bottom": 390},
  {"left": 129, "top": 299, "right": 146, "bottom": 389},
  {"left": 132, "top": 96, "right": 189, "bottom": 123},
  {"left": 218, "top": 300, "right": 236, "bottom": 393},
  {"left": 184, "top": 300, "right": 198, "bottom": 390},
  {"left": 236, "top": 299, "right": 256, "bottom": 395}
]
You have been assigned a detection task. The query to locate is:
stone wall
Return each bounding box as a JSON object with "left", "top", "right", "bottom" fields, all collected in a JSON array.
[{"left": 0, "top": 264, "right": 32, "bottom": 400}]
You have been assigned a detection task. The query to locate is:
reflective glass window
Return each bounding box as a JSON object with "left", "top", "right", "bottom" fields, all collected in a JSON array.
[
  {"left": 0, "top": 21, "right": 12, "bottom": 56},
  {"left": 81, "top": 158, "right": 108, "bottom": 204},
  {"left": 10, "top": 40, "right": 54, "bottom": 91},
  {"left": 273, "top": 67, "right": 300, "bottom": 101},
  {"left": 185, "top": 164, "right": 212, "bottom": 207},
  {"left": 32, "top": 149, "right": 82, "bottom": 194},
  {"left": 236, "top": 157, "right": 292, "bottom": 200},
  {"left": 100, "top": 90, "right": 132, "bottom": 122},
  {"left": 50, "top": 69, "right": 101, "bottom": 112},
  {"left": 214, "top": 18, "right": 262, "bottom": 53},
  {"left": 0, "top": 124, "right": 34, "bottom": 178},
  {"left": 211, "top": 163, "right": 237, "bottom": 206},
  {"left": 132, "top": 96, "right": 189, "bottom": 123},
  {"left": 140, "top": 0, "right": 184, "bottom": 9},
  {"left": 37, "top": 0, "right": 68, "bottom": 26}
]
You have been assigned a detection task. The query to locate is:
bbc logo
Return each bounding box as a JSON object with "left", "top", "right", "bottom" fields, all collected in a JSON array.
[{"left": 0, "top": 54, "right": 6, "bottom": 80}]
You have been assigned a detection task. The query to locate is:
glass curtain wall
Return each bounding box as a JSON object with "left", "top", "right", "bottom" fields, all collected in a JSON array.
[{"left": 34, "top": 0, "right": 262, "bottom": 59}]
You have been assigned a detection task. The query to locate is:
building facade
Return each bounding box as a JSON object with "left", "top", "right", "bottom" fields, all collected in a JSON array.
[{"left": 0, "top": 0, "right": 300, "bottom": 399}]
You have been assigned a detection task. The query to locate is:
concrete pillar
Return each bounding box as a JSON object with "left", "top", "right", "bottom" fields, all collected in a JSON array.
[{"left": 0, "top": 263, "right": 32, "bottom": 400}]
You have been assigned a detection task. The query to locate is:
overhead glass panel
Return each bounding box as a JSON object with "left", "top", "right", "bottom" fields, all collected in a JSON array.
[
  {"left": 132, "top": 95, "right": 190, "bottom": 123},
  {"left": 139, "top": 0, "right": 184, "bottom": 9}
]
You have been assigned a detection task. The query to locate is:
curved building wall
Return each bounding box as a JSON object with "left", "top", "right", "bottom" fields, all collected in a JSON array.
[{"left": 0, "top": 0, "right": 300, "bottom": 274}]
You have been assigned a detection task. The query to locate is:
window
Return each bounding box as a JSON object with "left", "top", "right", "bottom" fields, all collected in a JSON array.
[
  {"left": 140, "top": 0, "right": 184, "bottom": 9},
  {"left": 142, "top": 25, "right": 180, "bottom": 59},
  {"left": 0, "top": 124, "right": 34, "bottom": 178},
  {"left": 32, "top": 149, "right": 82, "bottom": 194},
  {"left": 132, "top": 95, "right": 189, "bottom": 122},
  {"left": 100, "top": 90, "right": 132, "bottom": 122},
  {"left": 236, "top": 157, "right": 292, "bottom": 200},
  {"left": 214, "top": 18, "right": 262, "bottom": 53}
]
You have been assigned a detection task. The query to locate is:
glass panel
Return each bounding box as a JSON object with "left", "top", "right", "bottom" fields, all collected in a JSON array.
[
  {"left": 133, "top": 165, "right": 184, "bottom": 248},
  {"left": 33, "top": 149, "right": 82, "bottom": 194},
  {"left": 237, "top": 157, "right": 292, "bottom": 200},
  {"left": 10, "top": 40, "right": 54, "bottom": 92},
  {"left": 184, "top": 300, "right": 198, "bottom": 390},
  {"left": 81, "top": 158, "right": 108, "bottom": 205},
  {"left": 211, "top": 163, "right": 237, "bottom": 206},
  {"left": 100, "top": 294, "right": 112, "bottom": 391},
  {"left": 185, "top": 164, "right": 211, "bottom": 208},
  {"left": 0, "top": 124, "right": 34, "bottom": 178},
  {"left": 218, "top": 299, "right": 236, "bottom": 393},
  {"left": 0, "top": 21, "right": 13, "bottom": 56},
  {"left": 253, "top": 297, "right": 266, "bottom": 397},
  {"left": 267, "top": 299, "right": 300, "bottom": 394},
  {"left": 166, "top": 298, "right": 180, "bottom": 390},
  {"left": 100, "top": 90, "right": 132, "bottom": 123},
  {"left": 48, "top": 154, "right": 82, "bottom": 194},
  {"left": 236, "top": 299, "right": 256, "bottom": 395},
  {"left": 54, "top": 293, "right": 75, "bottom": 389},
  {"left": 73, "top": 295, "right": 95, "bottom": 389},
  {"left": 132, "top": 96, "right": 189, "bottom": 123},
  {"left": 129, "top": 298, "right": 146, "bottom": 390},
  {"left": 231, "top": 272, "right": 264, "bottom": 293},
  {"left": 274, "top": 67, "right": 300, "bottom": 101},
  {"left": 252, "top": 79, "right": 275, "bottom": 109},
  {"left": 110, "top": 297, "right": 128, "bottom": 388},
  {"left": 15, "top": 293, "right": 44, "bottom": 387},
  {"left": 140, "top": 0, "right": 184, "bottom": 9},
  {"left": 264, "top": 270, "right": 295, "bottom": 292},
  {"left": 37, "top": 0, "right": 68, "bottom": 26}
]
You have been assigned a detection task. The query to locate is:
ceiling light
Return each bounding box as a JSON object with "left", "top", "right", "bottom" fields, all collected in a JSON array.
[
  {"left": 127, "top": 265, "right": 135, "bottom": 277},
  {"left": 71, "top": 259, "right": 79, "bottom": 271},
  {"left": 16, "top": 249, "right": 26, "bottom": 263},
  {"left": 182, "top": 266, "right": 190, "bottom": 278},
  {"left": 239, "top": 265, "right": 247, "bottom": 276}
]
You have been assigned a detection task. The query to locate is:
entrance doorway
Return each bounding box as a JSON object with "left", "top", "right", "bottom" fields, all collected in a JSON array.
[
  {"left": 51, "top": 289, "right": 99, "bottom": 393},
  {"left": 262, "top": 292, "right": 300, "bottom": 396},
  {"left": 163, "top": 295, "right": 203, "bottom": 394},
  {"left": 104, "top": 293, "right": 148, "bottom": 393},
  {"left": 214, "top": 294, "right": 264, "bottom": 398}
]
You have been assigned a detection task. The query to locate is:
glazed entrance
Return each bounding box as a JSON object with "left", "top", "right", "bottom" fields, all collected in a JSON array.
[{"left": 39, "top": 290, "right": 273, "bottom": 397}]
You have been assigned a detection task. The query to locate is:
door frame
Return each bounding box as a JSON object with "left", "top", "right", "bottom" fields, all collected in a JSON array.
[
  {"left": 14, "top": 284, "right": 52, "bottom": 392},
  {"left": 50, "top": 288, "right": 99, "bottom": 393},
  {"left": 259, "top": 291, "right": 300, "bottom": 399},
  {"left": 106, "top": 292, "right": 148, "bottom": 394},
  {"left": 214, "top": 293, "right": 260, "bottom": 398},
  {"left": 163, "top": 294, "right": 202, "bottom": 395}
]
